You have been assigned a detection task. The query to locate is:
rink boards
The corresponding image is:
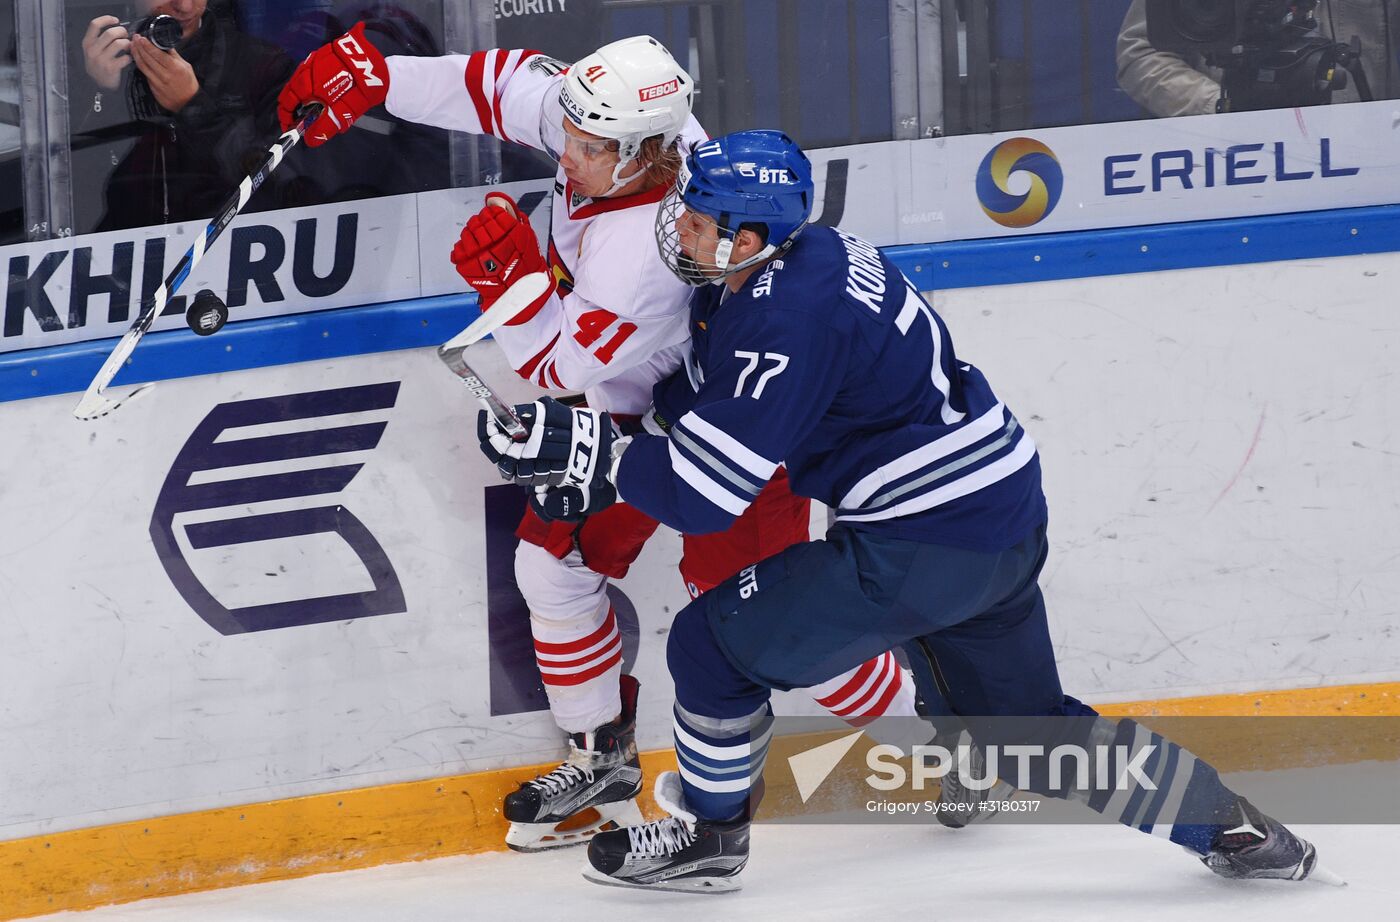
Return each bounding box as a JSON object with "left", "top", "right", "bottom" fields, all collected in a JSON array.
[{"left": 2, "top": 247, "right": 1399, "bottom": 917}]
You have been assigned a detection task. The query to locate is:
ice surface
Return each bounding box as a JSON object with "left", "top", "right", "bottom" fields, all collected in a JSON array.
[{"left": 40, "top": 821, "right": 1396, "bottom": 921}]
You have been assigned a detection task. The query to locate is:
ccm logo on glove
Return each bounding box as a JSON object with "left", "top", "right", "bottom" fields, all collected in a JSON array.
[
  {"left": 336, "top": 33, "right": 384, "bottom": 87},
  {"left": 277, "top": 22, "right": 389, "bottom": 146}
]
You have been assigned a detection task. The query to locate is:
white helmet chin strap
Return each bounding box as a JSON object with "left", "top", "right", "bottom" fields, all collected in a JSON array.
[
  {"left": 710, "top": 230, "right": 779, "bottom": 282},
  {"left": 589, "top": 132, "right": 658, "bottom": 198},
  {"left": 600, "top": 155, "right": 648, "bottom": 198},
  {"left": 714, "top": 237, "right": 734, "bottom": 272}
]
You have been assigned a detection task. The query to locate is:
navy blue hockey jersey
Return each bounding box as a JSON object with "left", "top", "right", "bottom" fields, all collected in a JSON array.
[{"left": 616, "top": 225, "right": 1047, "bottom": 551}]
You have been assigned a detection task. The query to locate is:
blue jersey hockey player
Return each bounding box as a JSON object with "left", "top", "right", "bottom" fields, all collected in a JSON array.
[{"left": 479, "top": 130, "right": 1331, "bottom": 893}]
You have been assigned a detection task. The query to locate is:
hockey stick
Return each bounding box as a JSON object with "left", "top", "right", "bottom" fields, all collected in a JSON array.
[
  {"left": 436, "top": 271, "right": 551, "bottom": 441},
  {"left": 435, "top": 192, "right": 553, "bottom": 441},
  {"left": 71, "top": 104, "right": 325, "bottom": 421}
]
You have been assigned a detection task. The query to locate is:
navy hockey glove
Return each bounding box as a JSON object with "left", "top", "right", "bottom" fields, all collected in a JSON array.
[
  {"left": 528, "top": 479, "right": 618, "bottom": 523},
  {"left": 478, "top": 396, "right": 619, "bottom": 490},
  {"left": 478, "top": 399, "right": 562, "bottom": 486}
]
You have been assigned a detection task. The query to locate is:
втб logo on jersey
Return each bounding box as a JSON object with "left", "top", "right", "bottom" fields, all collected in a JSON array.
[
  {"left": 976, "top": 137, "right": 1063, "bottom": 229},
  {"left": 150, "top": 383, "right": 405, "bottom": 635}
]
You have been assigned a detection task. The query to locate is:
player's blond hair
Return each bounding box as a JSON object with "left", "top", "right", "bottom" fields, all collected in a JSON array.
[{"left": 638, "top": 135, "right": 684, "bottom": 189}]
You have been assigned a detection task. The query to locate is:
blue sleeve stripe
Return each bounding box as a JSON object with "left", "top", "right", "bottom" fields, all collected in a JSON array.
[
  {"left": 836, "top": 434, "right": 1037, "bottom": 524},
  {"left": 862, "top": 416, "right": 1023, "bottom": 511},
  {"left": 668, "top": 441, "right": 751, "bottom": 517},
  {"left": 677, "top": 412, "right": 778, "bottom": 483},
  {"left": 840, "top": 402, "right": 1007, "bottom": 509},
  {"left": 670, "top": 425, "right": 764, "bottom": 497},
  {"left": 614, "top": 434, "right": 740, "bottom": 535}
]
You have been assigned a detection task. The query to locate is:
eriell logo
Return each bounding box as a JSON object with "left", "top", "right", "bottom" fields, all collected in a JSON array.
[
  {"left": 639, "top": 78, "right": 680, "bottom": 101},
  {"left": 149, "top": 383, "right": 406, "bottom": 635},
  {"left": 1102, "top": 138, "right": 1358, "bottom": 196}
]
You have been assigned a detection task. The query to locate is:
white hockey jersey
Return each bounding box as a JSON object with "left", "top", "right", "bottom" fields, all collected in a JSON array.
[{"left": 384, "top": 49, "right": 706, "bottom": 416}]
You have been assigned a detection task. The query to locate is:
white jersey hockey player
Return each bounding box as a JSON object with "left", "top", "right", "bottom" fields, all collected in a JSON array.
[{"left": 278, "top": 26, "right": 916, "bottom": 854}]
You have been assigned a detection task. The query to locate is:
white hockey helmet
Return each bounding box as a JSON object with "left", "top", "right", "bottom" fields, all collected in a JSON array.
[{"left": 552, "top": 35, "right": 694, "bottom": 194}]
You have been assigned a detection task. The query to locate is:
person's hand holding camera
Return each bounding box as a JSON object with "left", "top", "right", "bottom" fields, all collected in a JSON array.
[
  {"left": 82, "top": 16, "right": 132, "bottom": 90},
  {"left": 131, "top": 33, "right": 199, "bottom": 112}
]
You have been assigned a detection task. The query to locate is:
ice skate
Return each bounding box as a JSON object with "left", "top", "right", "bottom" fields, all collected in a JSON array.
[
  {"left": 1201, "top": 798, "right": 1343, "bottom": 885},
  {"left": 583, "top": 771, "right": 749, "bottom": 893},
  {"left": 935, "top": 728, "right": 1018, "bottom": 829},
  {"left": 503, "top": 676, "right": 644, "bottom": 852}
]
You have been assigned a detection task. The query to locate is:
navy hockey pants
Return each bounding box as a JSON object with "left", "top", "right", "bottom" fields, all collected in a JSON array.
[
  {"left": 667, "top": 522, "right": 1238, "bottom": 853},
  {"left": 670, "top": 522, "right": 1065, "bottom": 723}
]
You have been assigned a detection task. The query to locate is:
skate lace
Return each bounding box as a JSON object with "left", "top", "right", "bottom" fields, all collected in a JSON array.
[
  {"left": 627, "top": 816, "right": 695, "bottom": 858},
  {"left": 527, "top": 761, "right": 594, "bottom": 797}
]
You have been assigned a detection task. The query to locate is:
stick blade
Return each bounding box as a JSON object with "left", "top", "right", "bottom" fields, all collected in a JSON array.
[
  {"left": 72, "top": 383, "right": 155, "bottom": 420},
  {"left": 484, "top": 192, "right": 518, "bottom": 218},
  {"left": 72, "top": 392, "right": 116, "bottom": 421},
  {"left": 439, "top": 272, "right": 551, "bottom": 353}
]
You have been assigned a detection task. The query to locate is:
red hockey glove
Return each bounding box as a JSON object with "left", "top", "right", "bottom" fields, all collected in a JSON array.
[
  {"left": 277, "top": 23, "right": 389, "bottom": 147},
  {"left": 451, "top": 193, "right": 551, "bottom": 322}
]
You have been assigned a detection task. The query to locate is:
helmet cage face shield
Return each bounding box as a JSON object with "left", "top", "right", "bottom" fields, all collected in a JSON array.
[
  {"left": 656, "top": 131, "right": 815, "bottom": 285},
  {"left": 656, "top": 184, "right": 714, "bottom": 287},
  {"left": 655, "top": 183, "right": 789, "bottom": 287}
]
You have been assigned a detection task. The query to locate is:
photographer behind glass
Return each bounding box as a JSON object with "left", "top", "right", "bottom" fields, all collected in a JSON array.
[
  {"left": 74, "top": 1, "right": 294, "bottom": 232},
  {"left": 1118, "top": 0, "right": 1394, "bottom": 116}
]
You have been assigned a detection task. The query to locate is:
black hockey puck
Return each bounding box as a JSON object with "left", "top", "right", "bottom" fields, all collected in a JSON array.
[{"left": 186, "top": 290, "right": 228, "bottom": 336}]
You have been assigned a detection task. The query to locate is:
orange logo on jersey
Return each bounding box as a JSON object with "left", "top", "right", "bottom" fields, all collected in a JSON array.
[{"left": 547, "top": 237, "right": 575, "bottom": 295}]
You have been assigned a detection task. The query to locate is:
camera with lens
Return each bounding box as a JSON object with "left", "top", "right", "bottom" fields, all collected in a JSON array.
[
  {"left": 116, "top": 13, "right": 186, "bottom": 121},
  {"left": 123, "top": 13, "right": 183, "bottom": 52},
  {"left": 1144, "top": 0, "right": 1372, "bottom": 111}
]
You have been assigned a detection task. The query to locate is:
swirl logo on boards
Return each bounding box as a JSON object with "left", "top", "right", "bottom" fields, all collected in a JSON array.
[{"left": 976, "top": 137, "right": 1064, "bottom": 228}]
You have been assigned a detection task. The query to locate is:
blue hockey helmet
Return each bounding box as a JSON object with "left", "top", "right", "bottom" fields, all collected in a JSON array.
[{"left": 656, "top": 129, "right": 815, "bottom": 285}]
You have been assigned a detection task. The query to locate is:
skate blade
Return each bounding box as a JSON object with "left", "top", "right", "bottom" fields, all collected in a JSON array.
[
  {"left": 582, "top": 864, "right": 743, "bottom": 894},
  {"left": 505, "top": 799, "right": 644, "bottom": 853},
  {"left": 936, "top": 779, "right": 1018, "bottom": 829},
  {"left": 1307, "top": 862, "right": 1347, "bottom": 887}
]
